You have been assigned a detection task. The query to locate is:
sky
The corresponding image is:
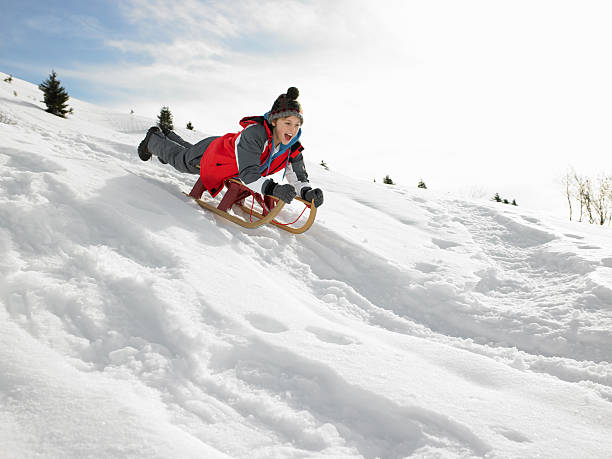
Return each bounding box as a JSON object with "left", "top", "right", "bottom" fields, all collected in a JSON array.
[{"left": 1, "top": 0, "right": 612, "bottom": 216}]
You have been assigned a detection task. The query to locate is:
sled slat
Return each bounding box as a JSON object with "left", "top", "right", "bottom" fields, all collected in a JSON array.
[
  {"left": 188, "top": 177, "right": 206, "bottom": 199},
  {"left": 183, "top": 177, "right": 316, "bottom": 233},
  {"left": 184, "top": 192, "right": 285, "bottom": 228},
  {"left": 237, "top": 197, "right": 317, "bottom": 234}
]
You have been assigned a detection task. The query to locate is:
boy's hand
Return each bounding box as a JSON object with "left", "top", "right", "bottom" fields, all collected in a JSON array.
[
  {"left": 271, "top": 183, "right": 297, "bottom": 203},
  {"left": 301, "top": 187, "right": 324, "bottom": 207}
]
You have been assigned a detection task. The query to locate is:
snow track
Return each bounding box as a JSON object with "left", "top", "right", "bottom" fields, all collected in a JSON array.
[{"left": 2, "top": 73, "right": 612, "bottom": 458}]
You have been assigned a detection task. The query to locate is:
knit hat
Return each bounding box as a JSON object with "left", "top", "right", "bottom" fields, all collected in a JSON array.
[{"left": 268, "top": 87, "right": 303, "bottom": 124}]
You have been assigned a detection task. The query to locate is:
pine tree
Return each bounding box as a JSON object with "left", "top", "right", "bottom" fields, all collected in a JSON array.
[
  {"left": 512, "top": 199, "right": 518, "bottom": 206},
  {"left": 493, "top": 193, "right": 502, "bottom": 202},
  {"left": 3, "top": 74, "right": 13, "bottom": 83},
  {"left": 186, "top": 121, "right": 194, "bottom": 130},
  {"left": 383, "top": 175, "right": 395, "bottom": 185},
  {"left": 157, "top": 106, "right": 174, "bottom": 133},
  {"left": 39, "top": 71, "right": 72, "bottom": 118},
  {"left": 418, "top": 180, "right": 427, "bottom": 189}
]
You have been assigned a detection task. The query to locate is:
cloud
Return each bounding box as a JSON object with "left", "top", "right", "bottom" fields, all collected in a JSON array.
[
  {"left": 71, "top": 0, "right": 410, "bottom": 135},
  {"left": 24, "top": 13, "right": 108, "bottom": 41},
  {"left": 30, "top": 0, "right": 612, "bottom": 215}
]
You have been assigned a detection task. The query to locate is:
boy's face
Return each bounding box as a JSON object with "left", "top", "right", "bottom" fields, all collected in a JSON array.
[{"left": 272, "top": 116, "right": 301, "bottom": 146}]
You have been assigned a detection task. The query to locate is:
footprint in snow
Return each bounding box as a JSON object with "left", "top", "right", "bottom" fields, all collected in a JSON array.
[
  {"left": 414, "top": 262, "right": 439, "bottom": 273},
  {"left": 491, "top": 425, "right": 531, "bottom": 443},
  {"left": 601, "top": 258, "right": 612, "bottom": 268},
  {"left": 522, "top": 216, "right": 540, "bottom": 224},
  {"left": 424, "top": 206, "right": 444, "bottom": 215},
  {"left": 397, "top": 217, "right": 417, "bottom": 226},
  {"left": 565, "top": 233, "right": 584, "bottom": 240},
  {"left": 306, "top": 326, "right": 361, "bottom": 345},
  {"left": 431, "top": 238, "right": 461, "bottom": 250},
  {"left": 245, "top": 313, "right": 289, "bottom": 333}
]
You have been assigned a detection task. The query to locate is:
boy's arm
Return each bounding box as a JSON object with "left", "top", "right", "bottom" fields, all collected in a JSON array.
[
  {"left": 288, "top": 153, "right": 324, "bottom": 207},
  {"left": 286, "top": 153, "right": 311, "bottom": 195},
  {"left": 235, "top": 124, "right": 270, "bottom": 194}
]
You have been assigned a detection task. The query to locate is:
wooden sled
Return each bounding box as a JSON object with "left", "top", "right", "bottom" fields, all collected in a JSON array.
[{"left": 184, "top": 177, "right": 317, "bottom": 234}]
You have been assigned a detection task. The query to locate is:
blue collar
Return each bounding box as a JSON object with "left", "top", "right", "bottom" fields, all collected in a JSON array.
[{"left": 261, "top": 112, "right": 302, "bottom": 177}]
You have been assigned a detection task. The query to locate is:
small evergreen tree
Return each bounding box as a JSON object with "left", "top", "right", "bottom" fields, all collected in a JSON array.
[
  {"left": 493, "top": 193, "right": 502, "bottom": 202},
  {"left": 157, "top": 106, "right": 174, "bottom": 133},
  {"left": 320, "top": 160, "right": 329, "bottom": 170},
  {"left": 3, "top": 74, "right": 13, "bottom": 83},
  {"left": 383, "top": 175, "right": 395, "bottom": 185},
  {"left": 186, "top": 121, "right": 194, "bottom": 130},
  {"left": 39, "top": 71, "right": 72, "bottom": 118},
  {"left": 418, "top": 180, "right": 427, "bottom": 189},
  {"left": 512, "top": 199, "right": 518, "bottom": 206}
]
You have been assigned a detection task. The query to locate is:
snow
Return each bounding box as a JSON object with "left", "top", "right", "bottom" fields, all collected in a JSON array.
[{"left": 1, "top": 72, "right": 612, "bottom": 459}]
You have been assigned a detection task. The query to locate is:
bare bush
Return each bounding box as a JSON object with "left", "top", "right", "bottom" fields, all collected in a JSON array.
[
  {"left": 564, "top": 169, "right": 611, "bottom": 226},
  {"left": 593, "top": 175, "right": 611, "bottom": 226}
]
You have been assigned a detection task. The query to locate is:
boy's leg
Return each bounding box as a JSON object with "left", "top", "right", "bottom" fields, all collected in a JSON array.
[
  {"left": 147, "top": 130, "right": 200, "bottom": 173},
  {"left": 140, "top": 128, "right": 219, "bottom": 174},
  {"left": 184, "top": 136, "right": 220, "bottom": 170},
  {"left": 166, "top": 131, "right": 193, "bottom": 148},
  {"left": 138, "top": 127, "right": 161, "bottom": 161},
  {"left": 155, "top": 130, "right": 192, "bottom": 164}
]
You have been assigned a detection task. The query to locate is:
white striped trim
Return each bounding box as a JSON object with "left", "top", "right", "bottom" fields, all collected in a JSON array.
[
  {"left": 235, "top": 124, "right": 270, "bottom": 195},
  {"left": 233, "top": 124, "right": 252, "bottom": 171},
  {"left": 244, "top": 176, "right": 269, "bottom": 195},
  {"left": 285, "top": 163, "right": 310, "bottom": 195}
]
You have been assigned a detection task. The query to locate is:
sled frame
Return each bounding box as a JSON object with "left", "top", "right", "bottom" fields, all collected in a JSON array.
[{"left": 184, "top": 178, "right": 316, "bottom": 233}]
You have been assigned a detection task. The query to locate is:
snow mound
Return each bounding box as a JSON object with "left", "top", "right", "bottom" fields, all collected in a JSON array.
[{"left": 2, "top": 72, "right": 612, "bottom": 458}]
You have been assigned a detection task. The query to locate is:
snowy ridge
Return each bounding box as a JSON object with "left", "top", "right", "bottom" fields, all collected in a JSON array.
[{"left": 1, "top": 73, "right": 612, "bottom": 458}]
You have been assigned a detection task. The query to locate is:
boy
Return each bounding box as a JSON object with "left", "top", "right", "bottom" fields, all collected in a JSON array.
[{"left": 137, "top": 87, "right": 324, "bottom": 207}]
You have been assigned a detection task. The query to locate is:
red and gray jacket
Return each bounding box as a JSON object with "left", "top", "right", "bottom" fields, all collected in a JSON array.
[{"left": 199, "top": 116, "right": 310, "bottom": 197}]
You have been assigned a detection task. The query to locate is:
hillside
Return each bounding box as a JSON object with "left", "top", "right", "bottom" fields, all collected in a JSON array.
[{"left": 1, "top": 72, "right": 612, "bottom": 459}]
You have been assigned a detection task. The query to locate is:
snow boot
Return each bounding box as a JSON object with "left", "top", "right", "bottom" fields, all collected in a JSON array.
[{"left": 138, "top": 126, "right": 162, "bottom": 161}]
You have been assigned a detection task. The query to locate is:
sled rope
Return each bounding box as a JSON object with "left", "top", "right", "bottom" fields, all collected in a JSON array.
[
  {"left": 185, "top": 177, "right": 315, "bottom": 234},
  {"left": 248, "top": 189, "right": 257, "bottom": 222},
  {"left": 275, "top": 205, "right": 308, "bottom": 226},
  {"left": 244, "top": 187, "right": 309, "bottom": 226}
]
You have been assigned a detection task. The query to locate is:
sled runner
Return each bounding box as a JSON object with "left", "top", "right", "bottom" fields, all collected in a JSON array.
[{"left": 184, "top": 177, "right": 317, "bottom": 234}]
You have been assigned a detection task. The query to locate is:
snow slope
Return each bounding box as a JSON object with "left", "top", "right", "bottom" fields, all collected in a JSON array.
[{"left": 1, "top": 72, "right": 612, "bottom": 459}]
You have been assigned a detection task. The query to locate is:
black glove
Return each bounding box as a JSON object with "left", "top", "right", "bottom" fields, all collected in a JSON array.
[
  {"left": 301, "top": 187, "right": 324, "bottom": 207},
  {"left": 266, "top": 181, "right": 296, "bottom": 203}
]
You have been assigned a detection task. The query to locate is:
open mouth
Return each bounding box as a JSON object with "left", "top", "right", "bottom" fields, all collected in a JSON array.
[{"left": 284, "top": 134, "right": 292, "bottom": 142}]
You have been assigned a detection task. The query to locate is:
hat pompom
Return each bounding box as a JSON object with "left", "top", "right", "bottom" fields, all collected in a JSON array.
[
  {"left": 286, "top": 87, "right": 299, "bottom": 100},
  {"left": 269, "top": 87, "right": 303, "bottom": 124}
]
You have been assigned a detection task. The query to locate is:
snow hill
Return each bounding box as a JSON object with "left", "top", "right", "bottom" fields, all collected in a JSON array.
[{"left": 1, "top": 72, "right": 612, "bottom": 459}]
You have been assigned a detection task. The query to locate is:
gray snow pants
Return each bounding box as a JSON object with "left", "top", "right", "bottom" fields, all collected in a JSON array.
[{"left": 148, "top": 130, "right": 219, "bottom": 174}]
